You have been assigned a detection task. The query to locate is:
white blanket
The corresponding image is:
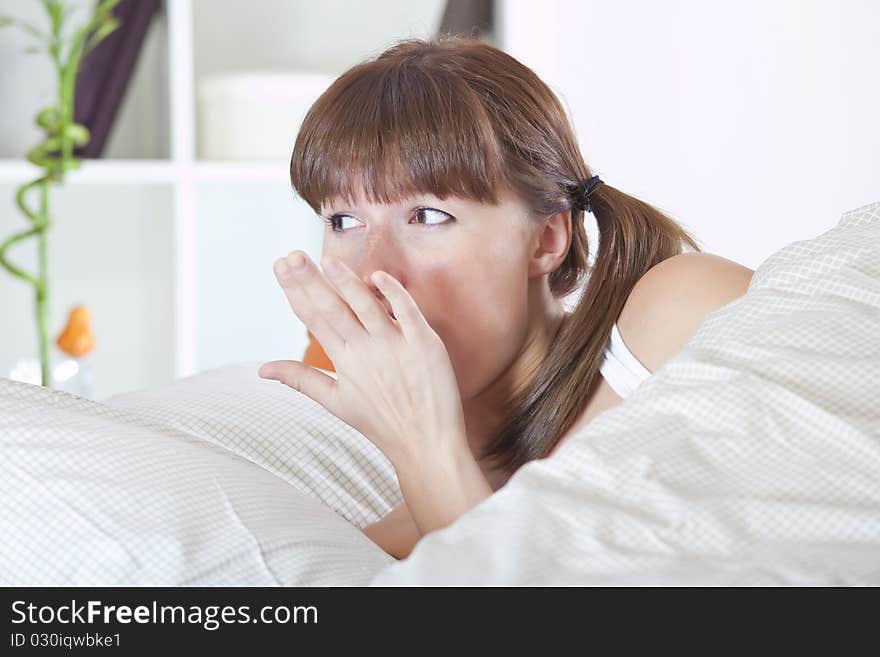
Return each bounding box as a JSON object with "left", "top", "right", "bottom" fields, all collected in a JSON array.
[{"left": 370, "top": 201, "right": 880, "bottom": 586}]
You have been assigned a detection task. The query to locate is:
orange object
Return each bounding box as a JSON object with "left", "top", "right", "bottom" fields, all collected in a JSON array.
[
  {"left": 56, "top": 305, "right": 95, "bottom": 358},
  {"left": 302, "top": 330, "right": 335, "bottom": 372}
]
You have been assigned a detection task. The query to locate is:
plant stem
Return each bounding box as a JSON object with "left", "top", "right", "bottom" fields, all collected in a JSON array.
[
  {"left": 37, "top": 180, "right": 50, "bottom": 387},
  {"left": 1, "top": 1, "right": 120, "bottom": 388}
]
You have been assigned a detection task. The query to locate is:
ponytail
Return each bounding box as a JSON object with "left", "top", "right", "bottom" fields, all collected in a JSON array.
[{"left": 478, "top": 180, "right": 700, "bottom": 472}]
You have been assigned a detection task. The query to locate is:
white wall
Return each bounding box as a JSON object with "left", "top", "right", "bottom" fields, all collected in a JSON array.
[
  {"left": 500, "top": 0, "right": 880, "bottom": 268},
  {"left": 4, "top": 0, "right": 877, "bottom": 396},
  {"left": 191, "top": 0, "right": 447, "bottom": 78}
]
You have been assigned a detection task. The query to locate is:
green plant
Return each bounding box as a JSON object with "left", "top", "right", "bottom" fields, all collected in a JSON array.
[{"left": 0, "top": 0, "right": 120, "bottom": 386}]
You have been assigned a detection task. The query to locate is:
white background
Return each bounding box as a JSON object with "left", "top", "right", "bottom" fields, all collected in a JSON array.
[
  {"left": 1, "top": 0, "right": 877, "bottom": 398},
  {"left": 501, "top": 0, "right": 879, "bottom": 267}
]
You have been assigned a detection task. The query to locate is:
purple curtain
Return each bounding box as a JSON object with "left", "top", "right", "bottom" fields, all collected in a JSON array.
[
  {"left": 437, "top": 0, "right": 494, "bottom": 38},
  {"left": 73, "top": 0, "right": 160, "bottom": 158}
]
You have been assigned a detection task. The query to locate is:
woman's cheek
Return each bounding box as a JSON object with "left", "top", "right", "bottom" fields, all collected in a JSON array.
[{"left": 412, "top": 262, "right": 525, "bottom": 400}]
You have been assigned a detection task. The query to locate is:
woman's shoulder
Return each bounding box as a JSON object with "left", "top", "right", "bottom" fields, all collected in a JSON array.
[{"left": 615, "top": 252, "right": 754, "bottom": 373}]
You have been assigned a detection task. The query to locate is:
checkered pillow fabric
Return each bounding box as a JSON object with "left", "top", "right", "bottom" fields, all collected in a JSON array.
[
  {"left": 104, "top": 366, "right": 402, "bottom": 529},
  {"left": 0, "top": 368, "right": 398, "bottom": 585}
]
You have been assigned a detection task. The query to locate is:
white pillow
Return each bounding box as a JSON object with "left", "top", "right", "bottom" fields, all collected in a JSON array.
[
  {"left": 104, "top": 364, "right": 403, "bottom": 528},
  {"left": 370, "top": 201, "right": 880, "bottom": 586},
  {"left": 0, "top": 374, "right": 396, "bottom": 585}
]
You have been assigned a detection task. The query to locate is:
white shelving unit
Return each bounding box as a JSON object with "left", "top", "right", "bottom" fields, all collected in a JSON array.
[
  {"left": 167, "top": 0, "right": 197, "bottom": 379},
  {"left": 0, "top": 1, "right": 304, "bottom": 383},
  {"left": 0, "top": 160, "right": 294, "bottom": 185},
  {"left": 0, "top": 0, "right": 331, "bottom": 398}
]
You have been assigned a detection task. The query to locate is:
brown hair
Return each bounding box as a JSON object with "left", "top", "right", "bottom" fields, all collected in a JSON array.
[{"left": 290, "top": 35, "right": 700, "bottom": 473}]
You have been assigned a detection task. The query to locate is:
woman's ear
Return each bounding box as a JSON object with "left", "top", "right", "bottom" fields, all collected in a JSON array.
[{"left": 528, "top": 210, "right": 572, "bottom": 278}]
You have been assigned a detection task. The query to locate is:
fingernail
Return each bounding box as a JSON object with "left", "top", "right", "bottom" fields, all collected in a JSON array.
[
  {"left": 323, "top": 258, "right": 341, "bottom": 276},
  {"left": 288, "top": 252, "right": 307, "bottom": 271},
  {"left": 274, "top": 259, "right": 290, "bottom": 279}
]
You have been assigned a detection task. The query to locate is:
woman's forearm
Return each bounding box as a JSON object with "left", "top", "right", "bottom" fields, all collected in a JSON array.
[
  {"left": 362, "top": 502, "right": 422, "bottom": 560},
  {"left": 395, "top": 443, "right": 494, "bottom": 537}
]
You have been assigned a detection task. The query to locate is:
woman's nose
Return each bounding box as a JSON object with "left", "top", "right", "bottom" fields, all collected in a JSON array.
[
  {"left": 354, "top": 238, "right": 405, "bottom": 292},
  {"left": 345, "top": 252, "right": 404, "bottom": 319},
  {"left": 372, "top": 289, "right": 396, "bottom": 320},
  {"left": 358, "top": 269, "right": 399, "bottom": 320}
]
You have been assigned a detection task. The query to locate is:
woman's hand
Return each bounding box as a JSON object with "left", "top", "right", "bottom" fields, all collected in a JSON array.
[{"left": 258, "top": 250, "right": 470, "bottom": 473}]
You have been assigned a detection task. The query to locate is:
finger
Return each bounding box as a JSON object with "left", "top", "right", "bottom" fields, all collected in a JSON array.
[
  {"left": 370, "top": 270, "right": 431, "bottom": 342},
  {"left": 274, "top": 256, "right": 344, "bottom": 357},
  {"left": 283, "top": 250, "right": 368, "bottom": 345},
  {"left": 275, "top": 251, "right": 363, "bottom": 359},
  {"left": 322, "top": 256, "right": 399, "bottom": 336},
  {"left": 258, "top": 359, "right": 338, "bottom": 411}
]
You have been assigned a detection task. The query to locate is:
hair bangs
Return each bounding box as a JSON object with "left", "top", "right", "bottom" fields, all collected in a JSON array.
[{"left": 290, "top": 54, "right": 511, "bottom": 214}]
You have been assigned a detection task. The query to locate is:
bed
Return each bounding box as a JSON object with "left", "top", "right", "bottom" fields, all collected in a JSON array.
[{"left": 1, "top": 200, "right": 878, "bottom": 585}]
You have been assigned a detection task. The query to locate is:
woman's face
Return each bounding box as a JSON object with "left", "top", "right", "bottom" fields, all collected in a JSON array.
[{"left": 320, "top": 187, "right": 539, "bottom": 401}]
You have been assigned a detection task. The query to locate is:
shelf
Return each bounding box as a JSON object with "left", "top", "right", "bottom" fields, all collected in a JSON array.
[
  {"left": 192, "top": 161, "right": 290, "bottom": 184},
  {"left": 0, "top": 160, "right": 176, "bottom": 184},
  {"left": 0, "top": 159, "right": 291, "bottom": 185}
]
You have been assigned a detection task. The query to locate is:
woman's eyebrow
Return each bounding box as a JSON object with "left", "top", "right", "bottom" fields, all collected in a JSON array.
[{"left": 323, "top": 200, "right": 446, "bottom": 216}]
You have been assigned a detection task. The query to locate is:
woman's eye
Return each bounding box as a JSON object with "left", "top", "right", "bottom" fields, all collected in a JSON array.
[
  {"left": 412, "top": 208, "right": 453, "bottom": 226},
  {"left": 324, "top": 208, "right": 453, "bottom": 233},
  {"left": 336, "top": 215, "right": 359, "bottom": 231},
  {"left": 324, "top": 214, "right": 360, "bottom": 232}
]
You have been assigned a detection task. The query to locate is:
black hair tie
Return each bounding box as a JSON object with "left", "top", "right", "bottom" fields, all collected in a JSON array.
[{"left": 573, "top": 175, "right": 603, "bottom": 213}]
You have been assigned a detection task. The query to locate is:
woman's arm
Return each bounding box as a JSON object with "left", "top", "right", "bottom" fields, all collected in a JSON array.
[
  {"left": 363, "top": 442, "right": 494, "bottom": 558},
  {"left": 617, "top": 252, "right": 754, "bottom": 371},
  {"left": 394, "top": 442, "right": 494, "bottom": 537},
  {"left": 363, "top": 454, "right": 502, "bottom": 559},
  {"left": 362, "top": 502, "right": 421, "bottom": 560}
]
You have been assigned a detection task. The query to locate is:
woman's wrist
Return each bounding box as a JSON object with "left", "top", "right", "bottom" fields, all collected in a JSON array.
[{"left": 394, "top": 440, "right": 493, "bottom": 537}]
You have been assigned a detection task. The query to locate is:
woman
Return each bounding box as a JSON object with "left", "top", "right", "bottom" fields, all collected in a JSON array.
[{"left": 258, "top": 36, "right": 753, "bottom": 559}]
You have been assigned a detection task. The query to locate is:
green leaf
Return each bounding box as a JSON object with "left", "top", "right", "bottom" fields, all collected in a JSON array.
[
  {"left": 0, "top": 16, "right": 14, "bottom": 29},
  {"left": 14, "top": 19, "right": 47, "bottom": 39},
  {"left": 61, "top": 157, "right": 83, "bottom": 173},
  {"left": 65, "top": 123, "right": 90, "bottom": 147},
  {"left": 86, "top": 17, "right": 119, "bottom": 50},
  {"left": 43, "top": 137, "right": 61, "bottom": 151},
  {"left": 35, "top": 107, "right": 60, "bottom": 131},
  {"left": 57, "top": 1, "right": 74, "bottom": 25},
  {"left": 48, "top": 36, "right": 60, "bottom": 62},
  {"left": 27, "top": 151, "right": 51, "bottom": 168},
  {"left": 41, "top": 0, "right": 63, "bottom": 27},
  {"left": 95, "top": 0, "right": 121, "bottom": 14},
  {"left": 26, "top": 138, "right": 61, "bottom": 165}
]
